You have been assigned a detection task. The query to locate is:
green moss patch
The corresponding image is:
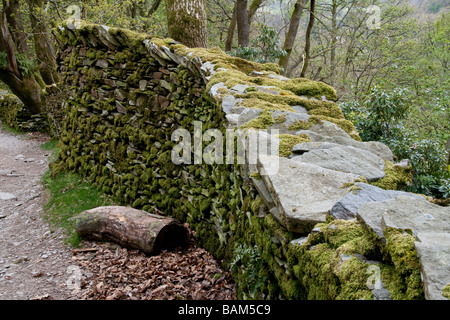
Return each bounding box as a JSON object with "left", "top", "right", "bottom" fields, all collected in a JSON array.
[
  {"left": 371, "top": 161, "right": 413, "bottom": 191},
  {"left": 278, "top": 134, "right": 311, "bottom": 157}
]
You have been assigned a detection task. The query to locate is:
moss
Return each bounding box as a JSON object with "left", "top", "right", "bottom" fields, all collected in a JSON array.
[
  {"left": 275, "top": 114, "right": 286, "bottom": 124},
  {"left": 371, "top": 160, "right": 412, "bottom": 191},
  {"left": 242, "top": 98, "right": 294, "bottom": 112},
  {"left": 443, "top": 283, "right": 450, "bottom": 299},
  {"left": 249, "top": 172, "right": 262, "bottom": 181},
  {"left": 288, "top": 119, "right": 313, "bottom": 131},
  {"left": 240, "top": 110, "right": 275, "bottom": 129},
  {"left": 278, "top": 134, "right": 311, "bottom": 158}
]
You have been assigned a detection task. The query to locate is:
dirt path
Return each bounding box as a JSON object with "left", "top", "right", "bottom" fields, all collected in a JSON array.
[
  {"left": 0, "top": 127, "right": 236, "bottom": 300},
  {"left": 0, "top": 128, "right": 76, "bottom": 300}
]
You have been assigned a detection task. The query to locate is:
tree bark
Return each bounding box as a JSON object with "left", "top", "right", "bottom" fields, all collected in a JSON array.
[
  {"left": 0, "top": 2, "right": 45, "bottom": 114},
  {"left": 76, "top": 206, "right": 189, "bottom": 255},
  {"left": 300, "top": 0, "right": 315, "bottom": 78},
  {"left": 236, "top": 0, "right": 250, "bottom": 47},
  {"left": 279, "top": 0, "right": 308, "bottom": 73},
  {"left": 225, "top": 3, "right": 237, "bottom": 52},
  {"left": 27, "top": 0, "right": 60, "bottom": 85},
  {"left": 165, "top": 0, "right": 208, "bottom": 48},
  {"left": 4, "top": 0, "right": 28, "bottom": 54}
]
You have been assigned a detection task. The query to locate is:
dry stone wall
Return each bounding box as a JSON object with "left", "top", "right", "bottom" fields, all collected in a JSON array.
[{"left": 47, "top": 22, "right": 449, "bottom": 300}]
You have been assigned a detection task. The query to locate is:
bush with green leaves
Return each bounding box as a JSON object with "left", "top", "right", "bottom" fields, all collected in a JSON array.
[
  {"left": 228, "top": 24, "right": 287, "bottom": 64},
  {"left": 341, "top": 86, "right": 449, "bottom": 199}
]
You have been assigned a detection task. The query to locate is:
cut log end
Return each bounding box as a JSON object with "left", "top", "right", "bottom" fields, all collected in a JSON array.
[{"left": 75, "top": 206, "right": 188, "bottom": 255}]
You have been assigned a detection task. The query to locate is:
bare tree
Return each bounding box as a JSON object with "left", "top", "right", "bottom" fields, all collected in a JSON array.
[
  {"left": 279, "top": 0, "right": 308, "bottom": 73},
  {"left": 300, "top": 0, "right": 316, "bottom": 78}
]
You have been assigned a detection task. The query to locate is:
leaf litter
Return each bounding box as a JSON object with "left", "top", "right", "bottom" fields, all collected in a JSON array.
[{"left": 72, "top": 224, "right": 236, "bottom": 300}]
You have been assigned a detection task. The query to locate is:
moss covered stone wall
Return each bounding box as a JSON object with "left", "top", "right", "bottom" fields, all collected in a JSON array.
[
  {"left": 0, "top": 93, "right": 48, "bottom": 132},
  {"left": 49, "top": 22, "right": 449, "bottom": 300}
]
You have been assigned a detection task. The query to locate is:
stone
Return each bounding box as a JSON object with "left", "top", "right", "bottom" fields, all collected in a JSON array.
[
  {"left": 259, "top": 157, "right": 361, "bottom": 233},
  {"left": 139, "top": 80, "right": 147, "bottom": 91},
  {"left": 291, "top": 145, "right": 386, "bottom": 181},
  {"left": 414, "top": 232, "right": 450, "bottom": 300},
  {"left": 380, "top": 196, "right": 450, "bottom": 236},
  {"left": 230, "top": 84, "right": 251, "bottom": 94},
  {"left": 0, "top": 170, "right": 12, "bottom": 176},
  {"left": 0, "top": 192, "right": 17, "bottom": 201},
  {"left": 357, "top": 196, "right": 450, "bottom": 240},
  {"left": 291, "top": 141, "right": 342, "bottom": 155},
  {"left": 95, "top": 59, "right": 109, "bottom": 69},
  {"left": 221, "top": 95, "right": 238, "bottom": 114},
  {"left": 297, "top": 121, "right": 394, "bottom": 161},
  {"left": 331, "top": 183, "right": 426, "bottom": 220}
]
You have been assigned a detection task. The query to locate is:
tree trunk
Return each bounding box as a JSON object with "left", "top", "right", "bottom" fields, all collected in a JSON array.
[
  {"left": 0, "top": 3, "right": 45, "bottom": 114},
  {"left": 329, "top": 0, "right": 337, "bottom": 86},
  {"left": 225, "top": 0, "right": 264, "bottom": 51},
  {"left": 27, "top": 0, "right": 60, "bottom": 85},
  {"left": 300, "top": 0, "right": 315, "bottom": 78},
  {"left": 76, "top": 206, "right": 189, "bottom": 255},
  {"left": 236, "top": 0, "right": 250, "bottom": 47},
  {"left": 4, "top": 0, "right": 28, "bottom": 54},
  {"left": 279, "top": 0, "right": 308, "bottom": 73},
  {"left": 225, "top": 3, "right": 237, "bottom": 52},
  {"left": 165, "top": 0, "right": 208, "bottom": 48}
]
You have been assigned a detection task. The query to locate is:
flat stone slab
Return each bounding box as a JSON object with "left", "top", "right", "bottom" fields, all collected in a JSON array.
[
  {"left": 380, "top": 196, "right": 450, "bottom": 236},
  {"left": 357, "top": 196, "right": 450, "bottom": 240},
  {"left": 415, "top": 233, "right": 450, "bottom": 300},
  {"left": 331, "top": 183, "right": 426, "bottom": 220},
  {"left": 0, "top": 192, "right": 17, "bottom": 201},
  {"left": 291, "top": 141, "right": 342, "bottom": 155},
  {"left": 291, "top": 145, "right": 386, "bottom": 182},
  {"left": 297, "top": 121, "right": 394, "bottom": 161},
  {"left": 259, "top": 157, "right": 360, "bottom": 234}
]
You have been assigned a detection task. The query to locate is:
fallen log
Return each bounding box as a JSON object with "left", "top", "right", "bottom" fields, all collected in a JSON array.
[{"left": 75, "top": 206, "right": 188, "bottom": 254}]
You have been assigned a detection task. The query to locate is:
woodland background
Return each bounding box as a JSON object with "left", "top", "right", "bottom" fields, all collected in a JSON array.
[{"left": 0, "top": 0, "right": 449, "bottom": 199}]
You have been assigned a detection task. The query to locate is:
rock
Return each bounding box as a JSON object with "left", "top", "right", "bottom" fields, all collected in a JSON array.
[
  {"left": 0, "top": 170, "right": 12, "bottom": 176},
  {"left": 0, "top": 192, "right": 17, "bottom": 201},
  {"left": 291, "top": 145, "right": 386, "bottom": 182},
  {"left": 221, "top": 95, "right": 238, "bottom": 114},
  {"left": 297, "top": 121, "right": 394, "bottom": 161},
  {"left": 259, "top": 157, "right": 361, "bottom": 233},
  {"left": 291, "top": 141, "right": 342, "bottom": 155},
  {"left": 414, "top": 232, "right": 450, "bottom": 300},
  {"left": 95, "top": 59, "right": 109, "bottom": 69},
  {"left": 380, "top": 197, "right": 450, "bottom": 236},
  {"left": 357, "top": 196, "right": 450, "bottom": 240},
  {"left": 331, "top": 183, "right": 426, "bottom": 220},
  {"left": 230, "top": 84, "right": 251, "bottom": 94}
]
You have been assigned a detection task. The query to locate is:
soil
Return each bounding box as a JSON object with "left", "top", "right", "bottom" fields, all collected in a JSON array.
[{"left": 0, "top": 127, "right": 236, "bottom": 300}]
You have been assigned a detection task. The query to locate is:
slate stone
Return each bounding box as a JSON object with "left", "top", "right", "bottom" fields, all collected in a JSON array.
[
  {"left": 292, "top": 145, "right": 386, "bottom": 181},
  {"left": 331, "top": 183, "right": 426, "bottom": 220},
  {"left": 291, "top": 141, "right": 342, "bottom": 155},
  {"left": 297, "top": 121, "right": 394, "bottom": 161},
  {"left": 0, "top": 192, "right": 17, "bottom": 201},
  {"left": 380, "top": 196, "right": 450, "bottom": 236},
  {"left": 415, "top": 232, "right": 450, "bottom": 300},
  {"left": 259, "top": 157, "right": 360, "bottom": 234},
  {"left": 357, "top": 196, "right": 450, "bottom": 240}
]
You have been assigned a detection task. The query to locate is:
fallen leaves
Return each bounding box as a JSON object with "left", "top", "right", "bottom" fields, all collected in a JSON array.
[{"left": 72, "top": 225, "right": 236, "bottom": 300}]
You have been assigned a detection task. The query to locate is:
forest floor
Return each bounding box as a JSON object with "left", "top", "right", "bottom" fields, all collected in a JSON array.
[{"left": 0, "top": 127, "right": 236, "bottom": 300}]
